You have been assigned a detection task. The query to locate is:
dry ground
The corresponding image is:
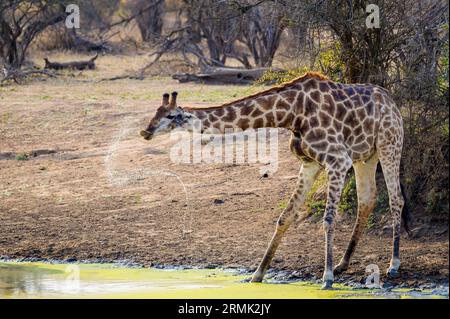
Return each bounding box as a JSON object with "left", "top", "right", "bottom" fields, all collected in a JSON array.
[{"left": 0, "top": 55, "right": 448, "bottom": 286}]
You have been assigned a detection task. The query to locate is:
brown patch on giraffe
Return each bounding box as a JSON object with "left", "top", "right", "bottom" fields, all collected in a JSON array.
[
  {"left": 311, "top": 141, "right": 329, "bottom": 152},
  {"left": 214, "top": 108, "right": 225, "bottom": 117},
  {"left": 276, "top": 111, "right": 286, "bottom": 122},
  {"left": 303, "top": 79, "right": 318, "bottom": 92},
  {"left": 319, "top": 111, "right": 332, "bottom": 127},
  {"left": 346, "top": 135, "right": 354, "bottom": 145},
  {"left": 293, "top": 117, "right": 302, "bottom": 131},
  {"left": 208, "top": 114, "right": 218, "bottom": 122},
  {"left": 343, "top": 126, "right": 352, "bottom": 140},
  {"left": 253, "top": 118, "right": 264, "bottom": 128},
  {"left": 328, "top": 144, "right": 344, "bottom": 153},
  {"left": 258, "top": 96, "right": 277, "bottom": 110},
  {"left": 353, "top": 125, "right": 363, "bottom": 136},
  {"left": 294, "top": 91, "right": 305, "bottom": 113},
  {"left": 277, "top": 99, "right": 291, "bottom": 111},
  {"left": 240, "top": 104, "right": 253, "bottom": 116},
  {"left": 303, "top": 97, "right": 317, "bottom": 116},
  {"left": 333, "top": 120, "right": 343, "bottom": 132},
  {"left": 350, "top": 95, "right": 363, "bottom": 108},
  {"left": 344, "top": 87, "right": 355, "bottom": 96},
  {"left": 305, "top": 128, "right": 326, "bottom": 142},
  {"left": 223, "top": 108, "right": 236, "bottom": 122},
  {"left": 344, "top": 110, "right": 358, "bottom": 127},
  {"left": 310, "top": 90, "right": 321, "bottom": 103},
  {"left": 366, "top": 101, "right": 375, "bottom": 116},
  {"left": 280, "top": 112, "right": 295, "bottom": 128},
  {"left": 328, "top": 135, "right": 338, "bottom": 144},
  {"left": 310, "top": 116, "right": 319, "bottom": 128},
  {"left": 250, "top": 108, "right": 264, "bottom": 117},
  {"left": 332, "top": 90, "right": 347, "bottom": 101},
  {"left": 237, "top": 118, "right": 250, "bottom": 130},
  {"left": 363, "top": 118, "right": 374, "bottom": 133},
  {"left": 356, "top": 108, "right": 367, "bottom": 121},
  {"left": 212, "top": 121, "right": 221, "bottom": 130},
  {"left": 195, "top": 111, "right": 207, "bottom": 120},
  {"left": 354, "top": 134, "right": 365, "bottom": 144},
  {"left": 265, "top": 112, "right": 275, "bottom": 126},
  {"left": 319, "top": 82, "right": 330, "bottom": 92},
  {"left": 335, "top": 103, "right": 347, "bottom": 121},
  {"left": 353, "top": 142, "right": 370, "bottom": 152},
  {"left": 361, "top": 95, "right": 370, "bottom": 104},
  {"left": 281, "top": 90, "right": 297, "bottom": 104},
  {"left": 201, "top": 119, "right": 209, "bottom": 129},
  {"left": 343, "top": 100, "right": 353, "bottom": 109},
  {"left": 323, "top": 95, "right": 335, "bottom": 115}
]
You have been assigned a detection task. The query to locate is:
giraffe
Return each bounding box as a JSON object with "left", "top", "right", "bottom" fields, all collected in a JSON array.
[{"left": 140, "top": 72, "right": 409, "bottom": 289}]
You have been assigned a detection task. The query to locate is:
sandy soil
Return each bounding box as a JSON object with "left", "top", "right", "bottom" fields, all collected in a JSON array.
[{"left": 0, "top": 67, "right": 448, "bottom": 287}]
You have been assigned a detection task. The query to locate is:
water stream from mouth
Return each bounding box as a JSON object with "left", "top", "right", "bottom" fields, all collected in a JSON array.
[{"left": 104, "top": 117, "right": 193, "bottom": 236}]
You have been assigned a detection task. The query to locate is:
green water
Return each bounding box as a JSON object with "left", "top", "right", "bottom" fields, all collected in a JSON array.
[{"left": 0, "top": 262, "right": 445, "bottom": 299}]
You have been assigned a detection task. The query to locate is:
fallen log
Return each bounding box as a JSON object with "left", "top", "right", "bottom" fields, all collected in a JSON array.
[
  {"left": 1, "top": 66, "right": 56, "bottom": 84},
  {"left": 172, "top": 67, "right": 284, "bottom": 84},
  {"left": 44, "top": 54, "right": 98, "bottom": 71}
]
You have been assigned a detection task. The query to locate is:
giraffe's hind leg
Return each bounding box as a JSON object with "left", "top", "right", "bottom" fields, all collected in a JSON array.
[
  {"left": 378, "top": 145, "right": 404, "bottom": 278},
  {"left": 334, "top": 152, "right": 378, "bottom": 274},
  {"left": 376, "top": 113, "right": 405, "bottom": 278},
  {"left": 251, "top": 161, "right": 322, "bottom": 283}
]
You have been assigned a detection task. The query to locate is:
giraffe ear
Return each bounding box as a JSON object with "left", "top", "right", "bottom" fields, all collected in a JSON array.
[
  {"left": 168, "top": 91, "right": 178, "bottom": 110},
  {"left": 162, "top": 93, "right": 170, "bottom": 106}
]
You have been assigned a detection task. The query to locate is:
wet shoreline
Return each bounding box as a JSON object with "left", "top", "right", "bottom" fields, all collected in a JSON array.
[{"left": 0, "top": 256, "right": 448, "bottom": 298}]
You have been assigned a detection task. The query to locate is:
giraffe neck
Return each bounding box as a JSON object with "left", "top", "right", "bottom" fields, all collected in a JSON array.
[{"left": 184, "top": 89, "right": 299, "bottom": 134}]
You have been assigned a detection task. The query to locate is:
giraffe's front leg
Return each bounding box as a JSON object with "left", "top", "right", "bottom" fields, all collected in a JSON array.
[
  {"left": 322, "top": 158, "right": 352, "bottom": 289},
  {"left": 251, "top": 161, "right": 322, "bottom": 283}
]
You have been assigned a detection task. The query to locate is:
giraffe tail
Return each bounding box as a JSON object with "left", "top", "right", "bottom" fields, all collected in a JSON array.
[{"left": 400, "top": 182, "right": 412, "bottom": 237}]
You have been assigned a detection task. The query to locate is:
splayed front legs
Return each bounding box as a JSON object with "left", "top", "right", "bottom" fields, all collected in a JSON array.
[{"left": 251, "top": 161, "right": 322, "bottom": 283}]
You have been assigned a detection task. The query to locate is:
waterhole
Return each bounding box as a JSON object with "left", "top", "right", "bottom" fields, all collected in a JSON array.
[{"left": 0, "top": 262, "right": 446, "bottom": 299}]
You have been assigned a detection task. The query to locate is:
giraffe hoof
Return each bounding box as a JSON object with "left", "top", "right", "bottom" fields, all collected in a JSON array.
[
  {"left": 386, "top": 268, "right": 400, "bottom": 278},
  {"left": 333, "top": 263, "right": 349, "bottom": 275},
  {"left": 321, "top": 280, "right": 334, "bottom": 290},
  {"left": 250, "top": 274, "right": 264, "bottom": 283}
]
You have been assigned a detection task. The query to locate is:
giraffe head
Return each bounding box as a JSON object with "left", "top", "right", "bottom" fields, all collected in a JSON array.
[{"left": 140, "top": 92, "right": 193, "bottom": 140}]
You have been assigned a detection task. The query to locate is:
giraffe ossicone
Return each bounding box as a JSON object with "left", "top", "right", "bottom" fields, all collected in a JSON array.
[{"left": 141, "top": 72, "right": 407, "bottom": 289}]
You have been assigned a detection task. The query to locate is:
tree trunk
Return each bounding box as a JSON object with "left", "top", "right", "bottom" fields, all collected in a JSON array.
[{"left": 135, "top": 0, "right": 164, "bottom": 42}]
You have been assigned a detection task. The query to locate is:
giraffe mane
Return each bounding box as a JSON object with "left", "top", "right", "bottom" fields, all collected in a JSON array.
[{"left": 185, "top": 71, "right": 329, "bottom": 111}]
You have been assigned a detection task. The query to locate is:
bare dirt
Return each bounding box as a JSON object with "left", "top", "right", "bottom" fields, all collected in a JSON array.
[{"left": 0, "top": 71, "right": 448, "bottom": 288}]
